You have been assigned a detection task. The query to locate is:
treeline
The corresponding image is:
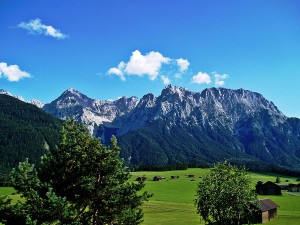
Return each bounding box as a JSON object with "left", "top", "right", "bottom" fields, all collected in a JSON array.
[
  {"left": 134, "top": 162, "right": 211, "bottom": 171},
  {"left": 229, "top": 159, "right": 300, "bottom": 177},
  {"left": 134, "top": 160, "right": 300, "bottom": 177},
  {"left": 0, "top": 95, "right": 62, "bottom": 172}
]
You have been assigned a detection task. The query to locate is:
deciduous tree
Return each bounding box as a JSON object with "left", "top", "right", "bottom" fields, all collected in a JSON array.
[{"left": 195, "top": 161, "right": 258, "bottom": 225}]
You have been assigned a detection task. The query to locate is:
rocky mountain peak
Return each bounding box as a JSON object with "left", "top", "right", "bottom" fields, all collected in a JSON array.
[
  {"left": 161, "top": 84, "right": 191, "bottom": 99},
  {"left": 30, "top": 99, "right": 45, "bottom": 108}
]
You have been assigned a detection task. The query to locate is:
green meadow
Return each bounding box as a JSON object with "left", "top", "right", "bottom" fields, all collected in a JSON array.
[
  {"left": 132, "top": 168, "right": 300, "bottom": 225},
  {"left": 1, "top": 168, "right": 299, "bottom": 225}
]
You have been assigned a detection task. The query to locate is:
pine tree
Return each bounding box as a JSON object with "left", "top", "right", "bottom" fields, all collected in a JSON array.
[{"left": 1, "top": 120, "right": 151, "bottom": 224}]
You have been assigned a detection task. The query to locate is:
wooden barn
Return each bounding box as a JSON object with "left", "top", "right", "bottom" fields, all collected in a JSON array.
[
  {"left": 253, "top": 199, "right": 279, "bottom": 223},
  {"left": 256, "top": 181, "right": 282, "bottom": 195},
  {"left": 153, "top": 176, "right": 164, "bottom": 181},
  {"left": 288, "top": 183, "right": 300, "bottom": 192}
]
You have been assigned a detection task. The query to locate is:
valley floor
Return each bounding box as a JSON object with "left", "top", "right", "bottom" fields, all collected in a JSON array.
[
  {"left": 1, "top": 168, "right": 299, "bottom": 225},
  {"left": 133, "top": 168, "right": 300, "bottom": 225}
]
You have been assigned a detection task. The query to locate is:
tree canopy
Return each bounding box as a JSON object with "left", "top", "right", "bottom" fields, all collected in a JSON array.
[
  {"left": 0, "top": 119, "right": 151, "bottom": 224},
  {"left": 195, "top": 161, "right": 258, "bottom": 225}
]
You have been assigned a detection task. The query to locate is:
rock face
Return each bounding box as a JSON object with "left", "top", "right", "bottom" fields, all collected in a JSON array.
[
  {"left": 40, "top": 85, "right": 300, "bottom": 171},
  {"left": 42, "top": 88, "right": 138, "bottom": 136}
]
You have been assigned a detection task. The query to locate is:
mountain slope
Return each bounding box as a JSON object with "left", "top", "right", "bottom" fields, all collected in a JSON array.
[
  {"left": 40, "top": 86, "right": 300, "bottom": 171},
  {"left": 0, "top": 94, "right": 62, "bottom": 171},
  {"left": 114, "top": 86, "right": 300, "bottom": 170}
]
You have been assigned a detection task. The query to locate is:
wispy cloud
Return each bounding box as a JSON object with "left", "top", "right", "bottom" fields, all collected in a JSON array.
[
  {"left": 191, "top": 72, "right": 211, "bottom": 84},
  {"left": 0, "top": 62, "right": 31, "bottom": 82},
  {"left": 160, "top": 75, "right": 171, "bottom": 85},
  {"left": 214, "top": 73, "right": 229, "bottom": 86},
  {"left": 108, "top": 61, "right": 126, "bottom": 81},
  {"left": 107, "top": 50, "right": 191, "bottom": 84},
  {"left": 18, "top": 18, "right": 67, "bottom": 39}
]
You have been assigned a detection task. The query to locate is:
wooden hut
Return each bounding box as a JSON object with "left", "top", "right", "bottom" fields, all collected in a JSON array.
[
  {"left": 256, "top": 181, "right": 282, "bottom": 195},
  {"left": 253, "top": 199, "right": 279, "bottom": 223},
  {"left": 153, "top": 176, "right": 164, "bottom": 181},
  {"left": 288, "top": 183, "right": 300, "bottom": 192}
]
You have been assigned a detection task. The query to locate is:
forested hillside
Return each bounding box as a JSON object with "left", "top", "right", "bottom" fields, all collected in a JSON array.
[{"left": 0, "top": 94, "right": 62, "bottom": 172}]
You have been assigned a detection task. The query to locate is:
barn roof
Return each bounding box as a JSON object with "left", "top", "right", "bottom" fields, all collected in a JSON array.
[{"left": 259, "top": 199, "right": 279, "bottom": 212}]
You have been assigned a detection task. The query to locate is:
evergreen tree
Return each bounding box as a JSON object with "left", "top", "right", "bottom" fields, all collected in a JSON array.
[{"left": 0, "top": 120, "right": 151, "bottom": 224}]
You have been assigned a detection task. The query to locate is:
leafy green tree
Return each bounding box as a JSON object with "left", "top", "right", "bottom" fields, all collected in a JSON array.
[
  {"left": 195, "top": 161, "right": 258, "bottom": 225},
  {"left": 0, "top": 120, "right": 151, "bottom": 224}
]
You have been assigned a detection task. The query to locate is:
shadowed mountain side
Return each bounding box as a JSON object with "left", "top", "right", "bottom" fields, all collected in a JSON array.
[{"left": 0, "top": 94, "right": 62, "bottom": 171}]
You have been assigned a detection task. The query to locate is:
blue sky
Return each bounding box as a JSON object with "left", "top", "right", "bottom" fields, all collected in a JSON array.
[{"left": 1, "top": 0, "right": 300, "bottom": 117}]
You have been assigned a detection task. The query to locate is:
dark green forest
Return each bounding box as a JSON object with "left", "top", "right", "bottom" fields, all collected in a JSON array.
[{"left": 0, "top": 95, "right": 62, "bottom": 172}]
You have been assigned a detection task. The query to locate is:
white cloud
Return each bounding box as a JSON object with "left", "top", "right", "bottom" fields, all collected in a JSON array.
[
  {"left": 161, "top": 75, "right": 171, "bottom": 85},
  {"left": 18, "top": 18, "right": 67, "bottom": 39},
  {"left": 125, "top": 50, "right": 170, "bottom": 80},
  {"left": 0, "top": 62, "right": 31, "bottom": 82},
  {"left": 107, "top": 51, "right": 192, "bottom": 84},
  {"left": 108, "top": 50, "right": 170, "bottom": 81},
  {"left": 176, "top": 58, "right": 190, "bottom": 72},
  {"left": 191, "top": 72, "right": 211, "bottom": 84},
  {"left": 108, "top": 61, "right": 126, "bottom": 81},
  {"left": 214, "top": 73, "right": 229, "bottom": 86}
]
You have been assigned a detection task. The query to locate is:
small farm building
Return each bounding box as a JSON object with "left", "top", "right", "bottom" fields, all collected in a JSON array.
[
  {"left": 256, "top": 181, "right": 282, "bottom": 195},
  {"left": 288, "top": 183, "right": 300, "bottom": 192},
  {"left": 253, "top": 199, "right": 279, "bottom": 223},
  {"left": 153, "top": 176, "right": 164, "bottom": 181}
]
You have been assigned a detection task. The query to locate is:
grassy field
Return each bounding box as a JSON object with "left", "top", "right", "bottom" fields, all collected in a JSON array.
[
  {"left": 132, "top": 168, "right": 300, "bottom": 225},
  {"left": 0, "top": 168, "right": 299, "bottom": 225}
]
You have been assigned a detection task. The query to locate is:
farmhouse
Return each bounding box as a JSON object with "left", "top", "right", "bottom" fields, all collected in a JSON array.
[
  {"left": 256, "top": 181, "right": 282, "bottom": 195},
  {"left": 253, "top": 199, "right": 279, "bottom": 223},
  {"left": 288, "top": 183, "right": 300, "bottom": 192}
]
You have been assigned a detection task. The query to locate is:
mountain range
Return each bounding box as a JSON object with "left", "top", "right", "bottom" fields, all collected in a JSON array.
[{"left": 1, "top": 85, "right": 300, "bottom": 171}]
